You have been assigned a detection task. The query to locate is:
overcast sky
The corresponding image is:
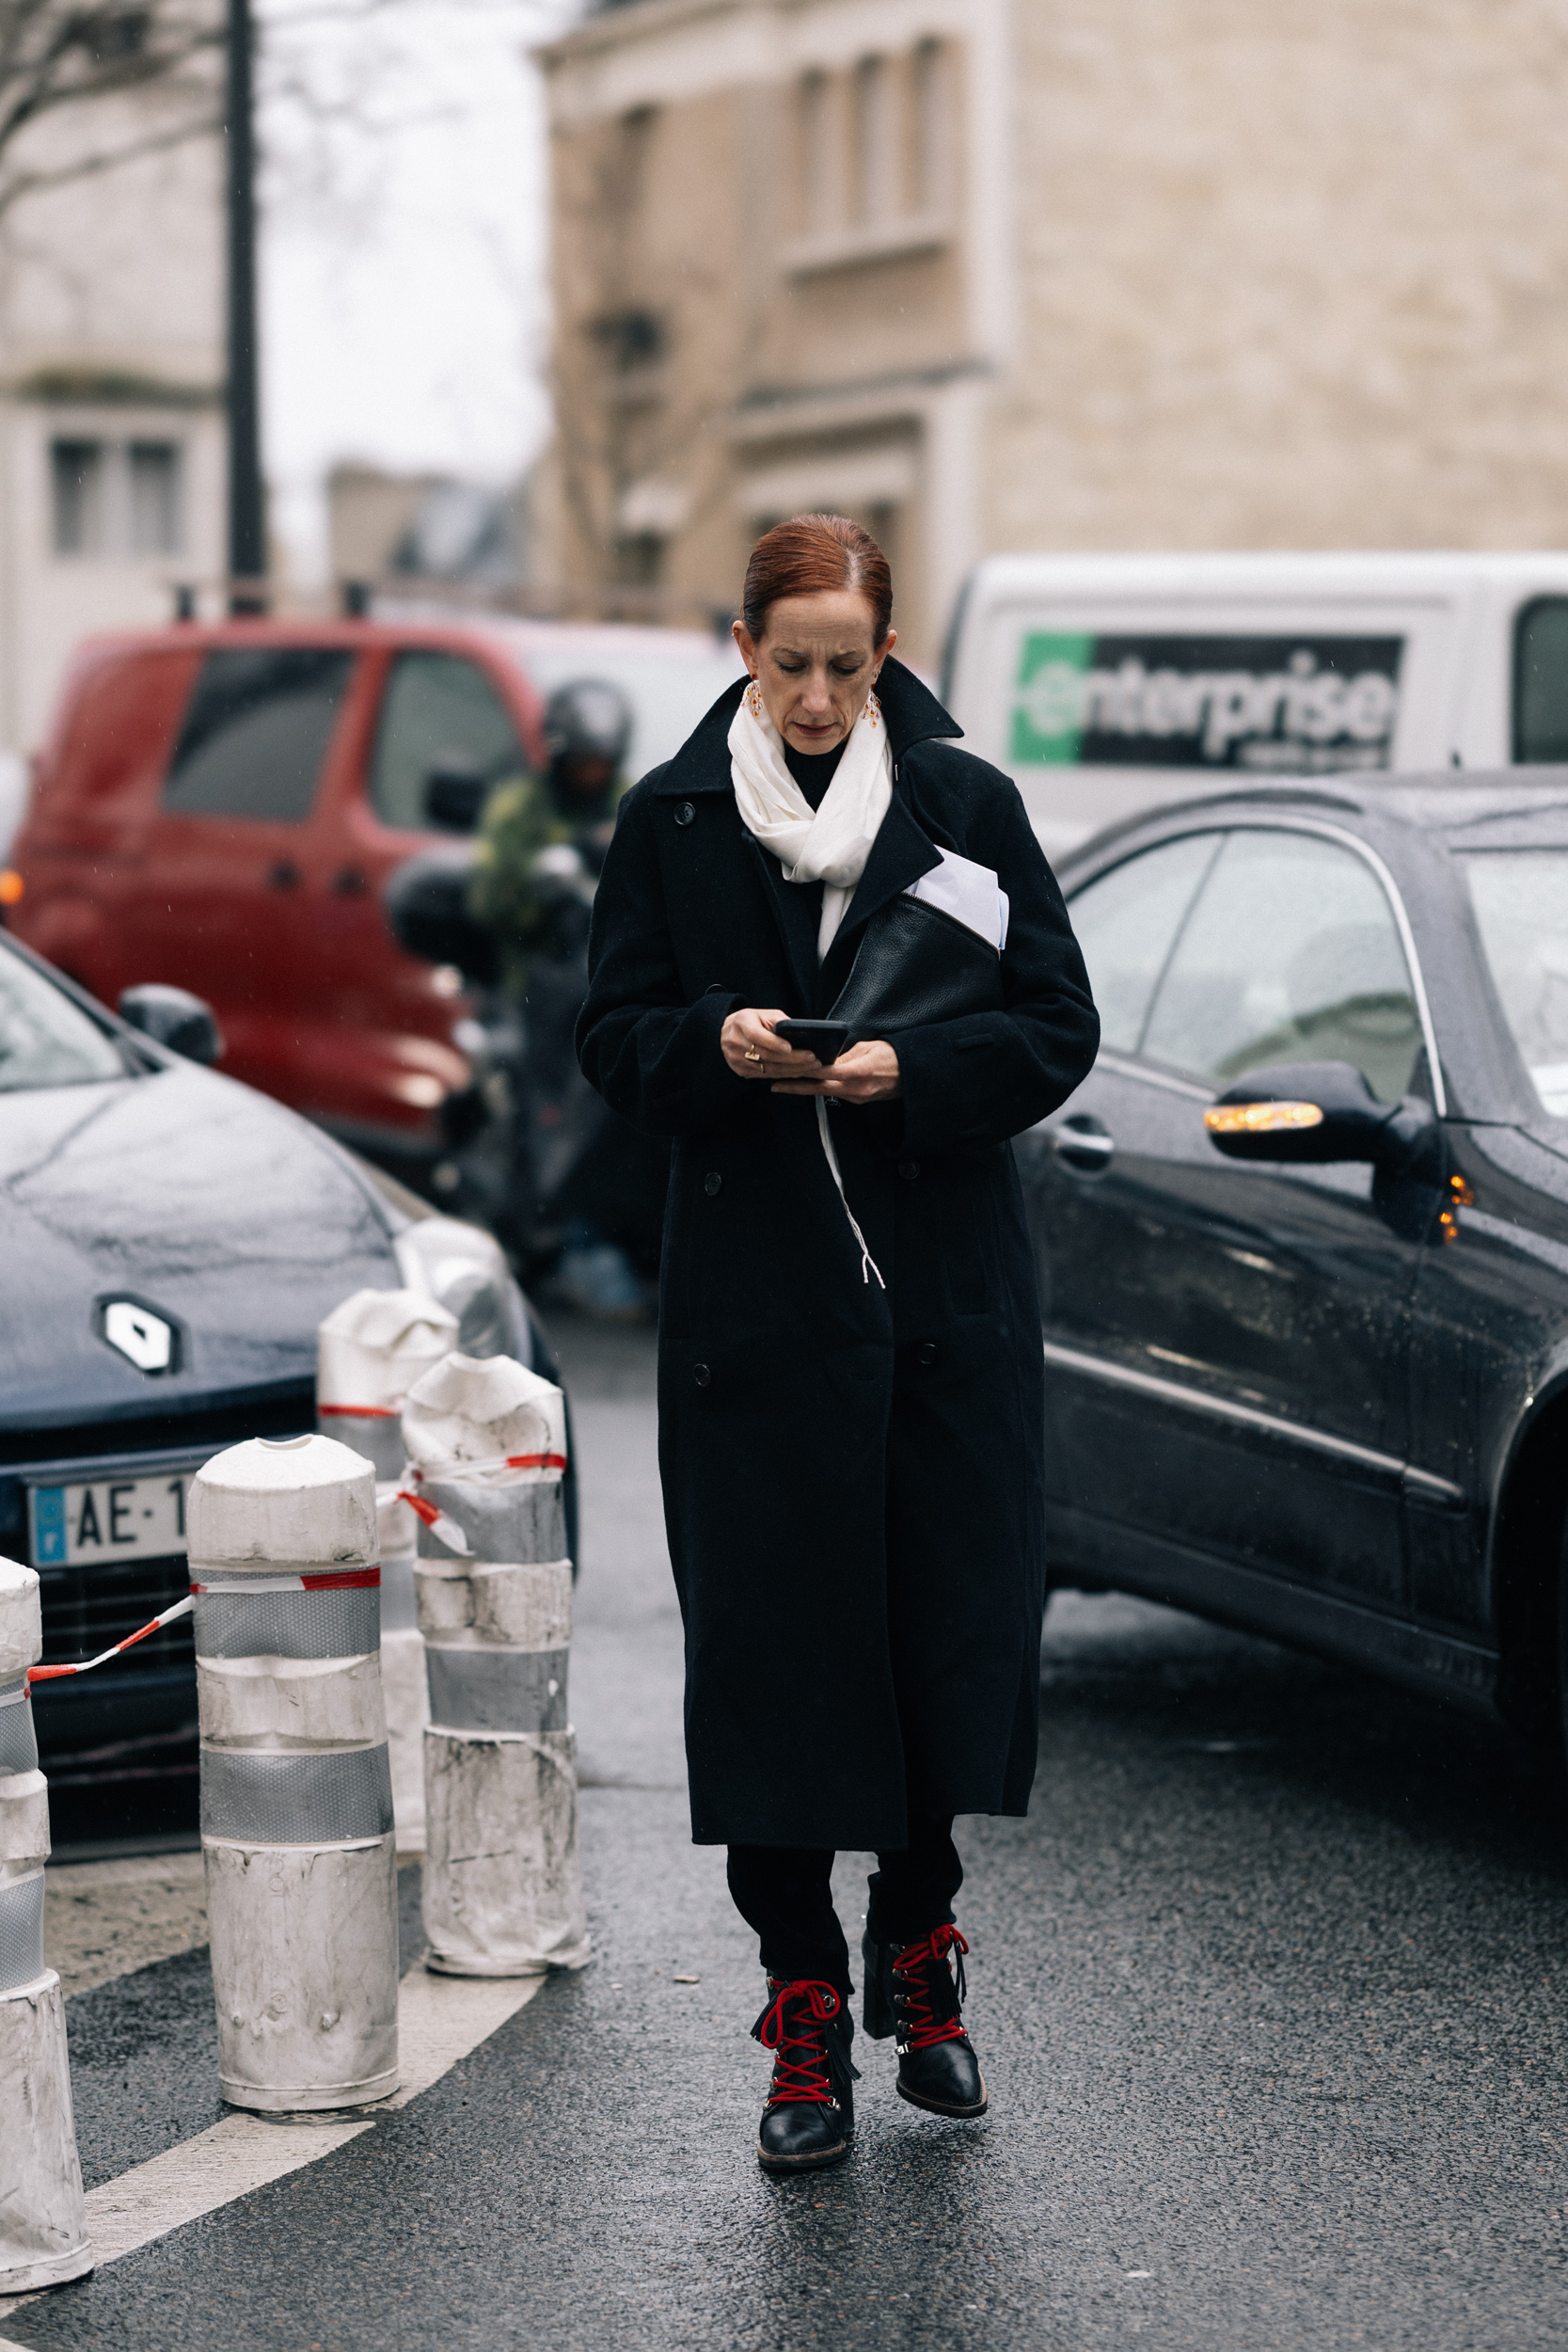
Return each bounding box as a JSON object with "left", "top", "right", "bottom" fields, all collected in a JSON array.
[{"left": 259, "top": 0, "right": 582, "bottom": 586}]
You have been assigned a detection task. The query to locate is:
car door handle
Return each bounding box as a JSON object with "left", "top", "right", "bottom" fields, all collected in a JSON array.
[
  {"left": 266, "top": 859, "right": 301, "bottom": 892},
  {"left": 1053, "top": 1118, "right": 1115, "bottom": 1172}
]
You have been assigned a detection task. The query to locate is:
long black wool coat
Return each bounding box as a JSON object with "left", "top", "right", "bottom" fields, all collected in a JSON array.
[{"left": 577, "top": 660, "right": 1100, "bottom": 1851}]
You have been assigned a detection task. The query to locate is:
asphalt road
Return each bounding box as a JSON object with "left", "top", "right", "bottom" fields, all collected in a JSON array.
[{"left": 9, "top": 1317, "right": 1568, "bottom": 2350}]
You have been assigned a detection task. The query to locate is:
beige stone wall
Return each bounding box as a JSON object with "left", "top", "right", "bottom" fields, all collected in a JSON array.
[
  {"left": 541, "top": 1, "right": 987, "bottom": 657},
  {"left": 991, "top": 0, "right": 1568, "bottom": 554},
  {"left": 549, "top": 79, "right": 758, "bottom": 619}
]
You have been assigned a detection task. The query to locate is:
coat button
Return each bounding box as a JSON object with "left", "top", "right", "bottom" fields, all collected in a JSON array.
[
  {"left": 916, "top": 1342, "right": 938, "bottom": 1367},
  {"left": 705, "top": 1171, "right": 722, "bottom": 1196},
  {"left": 674, "top": 802, "right": 696, "bottom": 827},
  {"left": 693, "top": 1362, "right": 712, "bottom": 1388},
  {"left": 898, "top": 1158, "right": 921, "bottom": 1181}
]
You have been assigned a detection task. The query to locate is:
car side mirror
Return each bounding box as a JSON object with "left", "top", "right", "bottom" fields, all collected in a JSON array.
[
  {"left": 1203, "top": 1059, "right": 1438, "bottom": 1175},
  {"left": 384, "top": 845, "right": 499, "bottom": 987},
  {"left": 119, "top": 983, "right": 224, "bottom": 1066},
  {"left": 423, "top": 761, "right": 490, "bottom": 834}
]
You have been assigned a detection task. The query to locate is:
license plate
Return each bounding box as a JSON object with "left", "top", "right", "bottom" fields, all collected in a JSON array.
[{"left": 28, "top": 1470, "right": 193, "bottom": 1568}]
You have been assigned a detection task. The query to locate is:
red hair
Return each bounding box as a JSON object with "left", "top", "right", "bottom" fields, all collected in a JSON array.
[{"left": 741, "top": 513, "right": 893, "bottom": 646}]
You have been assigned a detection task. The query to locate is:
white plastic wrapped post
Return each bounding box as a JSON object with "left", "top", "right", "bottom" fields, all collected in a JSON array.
[
  {"left": 0, "top": 1563, "right": 90, "bottom": 2292},
  {"left": 404, "top": 1353, "right": 589, "bottom": 1977},
  {"left": 316, "top": 1288, "right": 458, "bottom": 1480},
  {"left": 189, "top": 1437, "right": 400, "bottom": 2111},
  {"left": 316, "top": 1288, "right": 452, "bottom": 1851},
  {"left": 377, "top": 1484, "right": 428, "bottom": 1849}
]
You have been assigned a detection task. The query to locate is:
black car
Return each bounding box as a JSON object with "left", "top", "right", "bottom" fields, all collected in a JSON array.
[
  {"left": 1034, "top": 770, "right": 1568, "bottom": 1756},
  {"left": 0, "top": 932, "right": 565, "bottom": 1794}
]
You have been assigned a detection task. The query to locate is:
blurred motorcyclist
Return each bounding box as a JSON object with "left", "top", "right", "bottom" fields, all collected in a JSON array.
[{"left": 470, "top": 678, "right": 664, "bottom": 1320}]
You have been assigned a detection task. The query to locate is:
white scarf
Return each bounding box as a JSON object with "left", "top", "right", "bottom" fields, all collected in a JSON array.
[
  {"left": 728, "top": 679, "right": 894, "bottom": 1289},
  {"left": 728, "top": 681, "right": 893, "bottom": 959}
]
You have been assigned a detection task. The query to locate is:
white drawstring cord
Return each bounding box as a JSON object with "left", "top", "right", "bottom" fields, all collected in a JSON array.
[{"left": 816, "top": 1097, "right": 885, "bottom": 1288}]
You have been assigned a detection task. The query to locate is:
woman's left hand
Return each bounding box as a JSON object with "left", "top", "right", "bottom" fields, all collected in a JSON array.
[{"left": 772, "top": 1040, "right": 902, "bottom": 1103}]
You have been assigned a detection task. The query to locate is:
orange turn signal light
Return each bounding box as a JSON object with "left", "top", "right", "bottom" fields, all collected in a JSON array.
[
  {"left": 0, "top": 870, "right": 23, "bottom": 907},
  {"left": 1204, "top": 1099, "right": 1323, "bottom": 1136}
]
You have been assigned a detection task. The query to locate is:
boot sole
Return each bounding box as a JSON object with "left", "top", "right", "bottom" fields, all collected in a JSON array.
[
  {"left": 756, "top": 2136, "right": 853, "bottom": 2174},
  {"left": 896, "top": 2075, "right": 989, "bottom": 2120}
]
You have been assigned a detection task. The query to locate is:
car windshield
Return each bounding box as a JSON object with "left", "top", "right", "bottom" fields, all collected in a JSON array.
[
  {"left": 1459, "top": 850, "right": 1568, "bottom": 1118},
  {"left": 0, "top": 949, "right": 124, "bottom": 1091}
]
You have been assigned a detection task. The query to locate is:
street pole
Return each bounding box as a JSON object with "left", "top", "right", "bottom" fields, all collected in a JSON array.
[{"left": 225, "top": 0, "right": 266, "bottom": 612}]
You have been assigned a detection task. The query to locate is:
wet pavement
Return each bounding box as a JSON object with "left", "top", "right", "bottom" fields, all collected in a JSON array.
[{"left": 8, "top": 1317, "right": 1568, "bottom": 2349}]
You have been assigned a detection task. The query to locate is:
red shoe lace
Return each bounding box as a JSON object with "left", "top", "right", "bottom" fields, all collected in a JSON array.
[
  {"left": 753, "top": 1979, "right": 842, "bottom": 2107},
  {"left": 892, "top": 1925, "right": 971, "bottom": 2051}
]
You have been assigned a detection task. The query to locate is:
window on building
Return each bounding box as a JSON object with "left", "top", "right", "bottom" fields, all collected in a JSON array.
[
  {"left": 1513, "top": 597, "right": 1568, "bottom": 762},
  {"left": 852, "top": 55, "right": 895, "bottom": 225},
  {"left": 51, "top": 435, "right": 184, "bottom": 558},
  {"left": 371, "top": 651, "right": 528, "bottom": 832},
  {"left": 799, "top": 69, "right": 836, "bottom": 233},
  {"left": 614, "top": 532, "right": 665, "bottom": 590},
  {"left": 128, "top": 441, "right": 182, "bottom": 555},
  {"left": 165, "top": 649, "right": 356, "bottom": 822},
  {"left": 51, "top": 440, "right": 104, "bottom": 554},
  {"left": 911, "top": 39, "right": 947, "bottom": 212}
]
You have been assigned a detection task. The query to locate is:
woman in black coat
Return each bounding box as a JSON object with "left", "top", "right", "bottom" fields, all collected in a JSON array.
[{"left": 578, "top": 515, "right": 1099, "bottom": 2174}]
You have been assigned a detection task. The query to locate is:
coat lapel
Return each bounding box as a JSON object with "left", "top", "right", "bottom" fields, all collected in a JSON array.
[
  {"left": 745, "top": 834, "right": 824, "bottom": 1015},
  {"left": 818, "top": 791, "right": 942, "bottom": 1001}
]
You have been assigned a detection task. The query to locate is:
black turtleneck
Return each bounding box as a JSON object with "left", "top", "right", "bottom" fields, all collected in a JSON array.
[{"left": 784, "top": 739, "right": 847, "bottom": 810}]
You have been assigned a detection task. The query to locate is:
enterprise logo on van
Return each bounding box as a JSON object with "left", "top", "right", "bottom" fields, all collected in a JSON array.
[{"left": 1010, "top": 632, "right": 1403, "bottom": 773}]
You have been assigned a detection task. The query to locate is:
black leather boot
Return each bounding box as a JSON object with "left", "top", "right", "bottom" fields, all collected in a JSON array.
[
  {"left": 751, "top": 1977, "right": 859, "bottom": 2173},
  {"left": 862, "top": 1924, "right": 988, "bottom": 2118}
]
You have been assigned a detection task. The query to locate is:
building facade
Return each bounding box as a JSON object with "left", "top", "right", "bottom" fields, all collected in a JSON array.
[
  {"left": 539, "top": 0, "right": 1568, "bottom": 670},
  {"left": 0, "top": 91, "right": 226, "bottom": 818}
]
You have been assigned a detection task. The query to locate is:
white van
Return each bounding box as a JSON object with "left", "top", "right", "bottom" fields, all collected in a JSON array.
[{"left": 942, "top": 552, "right": 1568, "bottom": 857}]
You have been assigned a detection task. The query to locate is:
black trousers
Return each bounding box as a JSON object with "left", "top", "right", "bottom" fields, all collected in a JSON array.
[{"left": 727, "top": 1817, "right": 962, "bottom": 2000}]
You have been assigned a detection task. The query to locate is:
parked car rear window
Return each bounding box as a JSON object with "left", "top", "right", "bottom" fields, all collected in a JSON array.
[
  {"left": 1140, "top": 829, "right": 1424, "bottom": 1102},
  {"left": 164, "top": 649, "right": 355, "bottom": 821},
  {"left": 371, "top": 652, "right": 529, "bottom": 831},
  {"left": 1513, "top": 599, "right": 1568, "bottom": 764},
  {"left": 0, "top": 949, "right": 123, "bottom": 1091},
  {"left": 1460, "top": 850, "right": 1568, "bottom": 1117},
  {"left": 1066, "top": 834, "right": 1220, "bottom": 1053}
]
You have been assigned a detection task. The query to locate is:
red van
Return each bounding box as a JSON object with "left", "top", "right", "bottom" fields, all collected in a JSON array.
[{"left": 6, "top": 619, "right": 549, "bottom": 1183}]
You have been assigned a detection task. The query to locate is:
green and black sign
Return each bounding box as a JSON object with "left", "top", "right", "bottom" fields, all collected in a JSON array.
[{"left": 1010, "top": 632, "right": 1404, "bottom": 772}]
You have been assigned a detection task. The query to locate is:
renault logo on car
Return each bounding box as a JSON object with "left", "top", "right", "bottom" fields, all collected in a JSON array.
[{"left": 99, "top": 1299, "right": 176, "bottom": 1375}]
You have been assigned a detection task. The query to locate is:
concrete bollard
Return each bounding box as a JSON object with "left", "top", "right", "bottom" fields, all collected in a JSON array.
[
  {"left": 376, "top": 1484, "right": 429, "bottom": 1848},
  {"left": 0, "top": 1562, "right": 90, "bottom": 2292},
  {"left": 317, "top": 1290, "right": 453, "bottom": 1851},
  {"left": 189, "top": 1436, "right": 400, "bottom": 2111},
  {"left": 403, "top": 1354, "right": 589, "bottom": 1977},
  {"left": 316, "top": 1287, "right": 458, "bottom": 1480}
]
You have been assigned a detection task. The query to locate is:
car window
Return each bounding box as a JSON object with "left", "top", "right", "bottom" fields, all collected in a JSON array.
[
  {"left": 1513, "top": 599, "right": 1568, "bottom": 763},
  {"left": 0, "top": 950, "right": 123, "bottom": 1091},
  {"left": 1141, "top": 829, "right": 1424, "bottom": 1102},
  {"left": 164, "top": 649, "right": 355, "bottom": 821},
  {"left": 371, "top": 652, "right": 529, "bottom": 831},
  {"left": 1459, "top": 849, "right": 1568, "bottom": 1117},
  {"left": 1065, "top": 834, "right": 1220, "bottom": 1053}
]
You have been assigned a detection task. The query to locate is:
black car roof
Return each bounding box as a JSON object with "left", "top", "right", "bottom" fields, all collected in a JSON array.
[{"left": 1057, "top": 767, "right": 1568, "bottom": 871}]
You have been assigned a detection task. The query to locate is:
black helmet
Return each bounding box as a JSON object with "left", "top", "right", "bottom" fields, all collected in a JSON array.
[{"left": 543, "top": 677, "right": 633, "bottom": 768}]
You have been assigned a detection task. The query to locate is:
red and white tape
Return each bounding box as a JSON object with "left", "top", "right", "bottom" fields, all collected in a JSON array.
[
  {"left": 399, "top": 1454, "right": 566, "bottom": 1557},
  {"left": 25, "top": 1566, "right": 381, "bottom": 1682}
]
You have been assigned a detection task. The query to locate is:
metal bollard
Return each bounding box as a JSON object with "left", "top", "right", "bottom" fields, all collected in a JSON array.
[
  {"left": 0, "top": 1562, "right": 90, "bottom": 2291},
  {"left": 317, "top": 1289, "right": 454, "bottom": 1851},
  {"left": 403, "top": 1353, "right": 590, "bottom": 1977},
  {"left": 189, "top": 1436, "right": 400, "bottom": 2111}
]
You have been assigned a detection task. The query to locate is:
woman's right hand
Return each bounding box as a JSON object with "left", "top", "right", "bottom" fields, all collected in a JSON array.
[{"left": 721, "top": 1008, "right": 823, "bottom": 1082}]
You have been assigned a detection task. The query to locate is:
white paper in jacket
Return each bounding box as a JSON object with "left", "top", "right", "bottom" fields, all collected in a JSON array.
[{"left": 903, "top": 847, "right": 1010, "bottom": 951}]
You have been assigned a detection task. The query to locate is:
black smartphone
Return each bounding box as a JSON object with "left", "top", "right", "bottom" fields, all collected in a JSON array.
[{"left": 773, "top": 1020, "right": 850, "bottom": 1066}]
